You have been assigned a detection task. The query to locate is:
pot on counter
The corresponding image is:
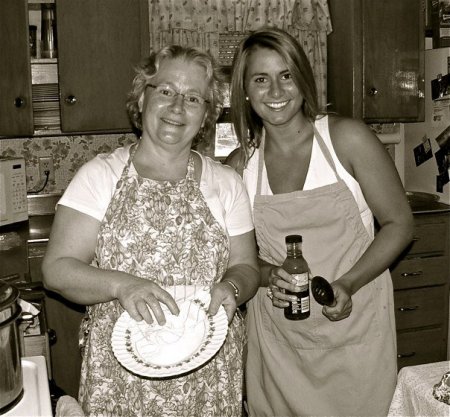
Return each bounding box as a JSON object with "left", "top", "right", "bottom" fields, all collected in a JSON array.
[{"left": 0, "top": 281, "right": 23, "bottom": 413}]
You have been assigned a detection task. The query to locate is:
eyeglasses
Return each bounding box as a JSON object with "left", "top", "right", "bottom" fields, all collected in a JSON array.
[{"left": 146, "top": 84, "right": 210, "bottom": 109}]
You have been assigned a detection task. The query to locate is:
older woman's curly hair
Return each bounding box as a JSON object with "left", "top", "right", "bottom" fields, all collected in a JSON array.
[{"left": 126, "top": 45, "right": 226, "bottom": 147}]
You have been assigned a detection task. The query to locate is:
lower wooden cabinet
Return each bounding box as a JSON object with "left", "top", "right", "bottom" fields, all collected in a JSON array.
[
  {"left": 45, "top": 293, "right": 84, "bottom": 398},
  {"left": 28, "top": 238, "right": 84, "bottom": 399},
  {"left": 391, "top": 210, "right": 450, "bottom": 369},
  {"left": 397, "top": 327, "right": 447, "bottom": 368}
]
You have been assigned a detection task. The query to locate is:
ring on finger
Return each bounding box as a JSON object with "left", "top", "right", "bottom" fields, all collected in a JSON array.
[{"left": 266, "top": 287, "right": 273, "bottom": 300}]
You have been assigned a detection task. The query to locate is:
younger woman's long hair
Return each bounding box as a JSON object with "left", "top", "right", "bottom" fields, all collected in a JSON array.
[{"left": 230, "top": 27, "right": 320, "bottom": 164}]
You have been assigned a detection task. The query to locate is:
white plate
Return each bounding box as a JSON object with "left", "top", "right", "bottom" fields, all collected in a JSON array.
[{"left": 111, "top": 286, "right": 228, "bottom": 378}]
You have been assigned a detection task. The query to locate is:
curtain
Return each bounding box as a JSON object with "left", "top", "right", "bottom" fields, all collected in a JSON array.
[{"left": 148, "top": 0, "right": 332, "bottom": 109}]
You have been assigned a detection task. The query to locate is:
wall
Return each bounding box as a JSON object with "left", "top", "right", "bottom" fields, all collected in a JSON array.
[{"left": 0, "top": 133, "right": 137, "bottom": 194}]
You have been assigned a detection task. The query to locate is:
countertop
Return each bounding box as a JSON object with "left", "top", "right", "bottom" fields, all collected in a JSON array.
[{"left": 410, "top": 200, "right": 450, "bottom": 214}]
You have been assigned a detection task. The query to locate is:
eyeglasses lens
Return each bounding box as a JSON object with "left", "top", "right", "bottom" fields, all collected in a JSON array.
[{"left": 149, "top": 84, "right": 207, "bottom": 108}]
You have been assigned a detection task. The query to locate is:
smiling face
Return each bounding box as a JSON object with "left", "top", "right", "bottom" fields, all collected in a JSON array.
[
  {"left": 140, "top": 57, "right": 209, "bottom": 151},
  {"left": 244, "top": 46, "right": 304, "bottom": 129}
]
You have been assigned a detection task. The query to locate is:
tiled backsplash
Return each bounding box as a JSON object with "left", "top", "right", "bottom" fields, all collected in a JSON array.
[
  {"left": 0, "top": 122, "right": 398, "bottom": 196},
  {"left": 0, "top": 133, "right": 137, "bottom": 194}
]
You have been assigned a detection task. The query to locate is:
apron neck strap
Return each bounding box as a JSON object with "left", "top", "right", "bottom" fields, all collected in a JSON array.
[
  {"left": 122, "top": 142, "right": 138, "bottom": 177},
  {"left": 256, "top": 131, "right": 266, "bottom": 196},
  {"left": 124, "top": 142, "right": 195, "bottom": 180},
  {"left": 256, "top": 119, "right": 342, "bottom": 196},
  {"left": 312, "top": 122, "right": 341, "bottom": 180}
]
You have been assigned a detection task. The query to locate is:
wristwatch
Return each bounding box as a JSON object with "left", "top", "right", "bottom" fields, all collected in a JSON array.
[{"left": 224, "top": 280, "right": 240, "bottom": 300}]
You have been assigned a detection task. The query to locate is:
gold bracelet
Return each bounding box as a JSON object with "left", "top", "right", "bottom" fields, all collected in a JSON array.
[{"left": 223, "top": 280, "right": 240, "bottom": 300}]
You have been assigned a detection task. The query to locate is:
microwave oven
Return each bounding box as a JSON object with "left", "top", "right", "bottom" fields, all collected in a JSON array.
[{"left": 0, "top": 158, "right": 28, "bottom": 227}]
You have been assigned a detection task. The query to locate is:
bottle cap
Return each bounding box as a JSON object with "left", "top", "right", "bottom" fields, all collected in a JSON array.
[{"left": 285, "top": 235, "right": 302, "bottom": 244}]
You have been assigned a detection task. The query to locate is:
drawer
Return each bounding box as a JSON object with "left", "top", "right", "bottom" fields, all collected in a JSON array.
[
  {"left": 407, "top": 220, "right": 448, "bottom": 256},
  {"left": 397, "top": 327, "right": 447, "bottom": 369},
  {"left": 394, "top": 286, "right": 447, "bottom": 330},
  {"left": 391, "top": 256, "right": 448, "bottom": 289}
]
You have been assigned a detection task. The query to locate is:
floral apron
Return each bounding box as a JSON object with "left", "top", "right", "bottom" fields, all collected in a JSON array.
[
  {"left": 246, "top": 126, "right": 397, "bottom": 417},
  {"left": 78, "top": 145, "right": 244, "bottom": 417}
]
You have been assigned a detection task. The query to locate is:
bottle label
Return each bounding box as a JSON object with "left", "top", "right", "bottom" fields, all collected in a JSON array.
[
  {"left": 292, "top": 273, "right": 309, "bottom": 291},
  {"left": 300, "top": 296, "right": 310, "bottom": 313},
  {"left": 291, "top": 272, "right": 310, "bottom": 314}
]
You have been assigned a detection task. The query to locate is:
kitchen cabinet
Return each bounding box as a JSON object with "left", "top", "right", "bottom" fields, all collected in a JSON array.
[
  {"left": 0, "top": 210, "right": 84, "bottom": 399},
  {"left": 390, "top": 210, "right": 450, "bottom": 369},
  {"left": 56, "top": 0, "right": 149, "bottom": 133},
  {"left": 25, "top": 213, "right": 85, "bottom": 399},
  {"left": 327, "top": 0, "right": 425, "bottom": 123},
  {"left": 0, "top": 0, "right": 34, "bottom": 137},
  {"left": 0, "top": 0, "right": 149, "bottom": 138}
]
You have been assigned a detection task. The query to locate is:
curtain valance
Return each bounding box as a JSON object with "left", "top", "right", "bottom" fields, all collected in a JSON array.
[{"left": 148, "top": 0, "right": 332, "bottom": 109}]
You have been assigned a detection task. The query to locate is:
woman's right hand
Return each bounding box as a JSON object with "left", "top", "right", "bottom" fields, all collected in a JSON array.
[
  {"left": 114, "top": 274, "right": 180, "bottom": 325},
  {"left": 267, "top": 266, "right": 301, "bottom": 308}
]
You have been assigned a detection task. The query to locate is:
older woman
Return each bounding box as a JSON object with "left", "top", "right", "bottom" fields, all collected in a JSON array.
[{"left": 43, "top": 45, "right": 259, "bottom": 417}]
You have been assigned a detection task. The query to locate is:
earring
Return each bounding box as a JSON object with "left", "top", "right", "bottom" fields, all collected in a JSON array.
[{"left": 245, "top": 96, "right": 249, "bottom": 101}]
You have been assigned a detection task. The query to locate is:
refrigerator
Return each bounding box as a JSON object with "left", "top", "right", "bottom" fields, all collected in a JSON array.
[{"left": 404, "top": 47, "right": 450, "bottom": 205}]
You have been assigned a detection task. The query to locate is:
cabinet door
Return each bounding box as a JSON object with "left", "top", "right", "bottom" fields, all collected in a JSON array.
[
  {"left": 327, "top": 0, "right": 425, "bottom": 123},
  {"left": 56, "top": 0, "right": 149, "bottom": 133},
  {"left": 0, "top": 0, "right": 33, "bottom": 137},
  {"left": 362, "top": 0, "right": 425, "bottom": 122}
]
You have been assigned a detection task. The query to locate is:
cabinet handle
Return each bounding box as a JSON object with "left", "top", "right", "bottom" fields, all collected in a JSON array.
[
  {"left": 14, "top": 97, "right": 26, "bottom": 108},
  {"left": 47, "top": 328, "right": 57, "bottom": 344},
  {"left": 400, "top": 270, "right": 423, "bottom": 277},
  {"left": 397, "top": 351, "right": 416, "bottom": 358},
  {"left": 65, "top": 95, "right": 77, "bottom": 105},
  {"left": 398, "top": 306, "right": 419, "bottom": 311},
  {"left": 368, "top": 87, "right": 378, "bottom": 96}
]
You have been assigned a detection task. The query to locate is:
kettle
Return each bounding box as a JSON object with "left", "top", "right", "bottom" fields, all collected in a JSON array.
[{"left": 0, "top": 282, "right": 23, "bottom": 413}]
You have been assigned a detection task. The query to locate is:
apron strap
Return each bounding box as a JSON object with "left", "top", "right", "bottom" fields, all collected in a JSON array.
[
  {"left": 312, "top": 122, "right": 342, "bottom": 181},
  {"left": 256, "top": 118, "right": 343, "bottom": 197},
  {"left": 122, "top": 142, "right": 138, "bottom": 177},
  {"left": 124, "top": 143, "right": 195, "bottom": 181},
  {"left": 256, "top": 131, "right": 266, "bottom": 197}
]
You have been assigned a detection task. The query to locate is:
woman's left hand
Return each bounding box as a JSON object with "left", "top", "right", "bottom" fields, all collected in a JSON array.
[
  {"left": 322, "top": 281, "right": 353, "bottom": 321},
  {"left": 208, "top": 281, "right": 237, "bottom": 323}
]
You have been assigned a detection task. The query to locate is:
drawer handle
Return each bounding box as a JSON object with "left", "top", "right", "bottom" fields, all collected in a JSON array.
[
  {"left": 398, "top": 306, "right": 419, "bottom": 312},
  {"left": 400, "top": 271, "right": 423, "bottom": 277},
  {"left": 397, "top": 352, "right": 416, "bottom": 358}
]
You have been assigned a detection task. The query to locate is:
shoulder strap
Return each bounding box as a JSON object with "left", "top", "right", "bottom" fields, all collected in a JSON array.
[{"left": 313, "top": 119, "right": 342, "bottom": 181}]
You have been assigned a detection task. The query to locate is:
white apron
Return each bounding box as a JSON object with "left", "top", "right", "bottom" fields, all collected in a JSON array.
[{"left": 246, "top": 124, "right": 397, "bottom": 417}]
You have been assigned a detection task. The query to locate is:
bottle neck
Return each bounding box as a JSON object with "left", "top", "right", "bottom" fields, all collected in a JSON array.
[{"left": 286, "top": 242, "right": 303, "bottom": 258}]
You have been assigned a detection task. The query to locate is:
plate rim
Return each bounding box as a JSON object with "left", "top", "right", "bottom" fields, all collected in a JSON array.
[{"left": 111, "top": 291, "right": 228, "bottom": 378}]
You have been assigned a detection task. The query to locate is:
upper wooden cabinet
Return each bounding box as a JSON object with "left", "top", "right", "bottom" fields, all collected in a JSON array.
[
  {"left": 327, "top": 0, "right": 425, "bottom": 123},
  {"left": 0, "top": 0, "right": 149, "bottom": 138},
  {"left": 56, "top": 0, "right": 148, "bottom": 133},
  {"left": 0, "top": 0, "right": 34, "bottom": 137}
]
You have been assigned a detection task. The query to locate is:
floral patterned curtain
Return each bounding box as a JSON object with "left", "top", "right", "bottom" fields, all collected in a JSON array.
[{"left": 148, "top": 0, "right": 332, "bottom": 109}]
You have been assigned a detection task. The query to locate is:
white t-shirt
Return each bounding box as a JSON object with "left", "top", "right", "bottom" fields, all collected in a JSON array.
[{"left": 58, "top": 144, "right": 254, "bottom": 237}]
